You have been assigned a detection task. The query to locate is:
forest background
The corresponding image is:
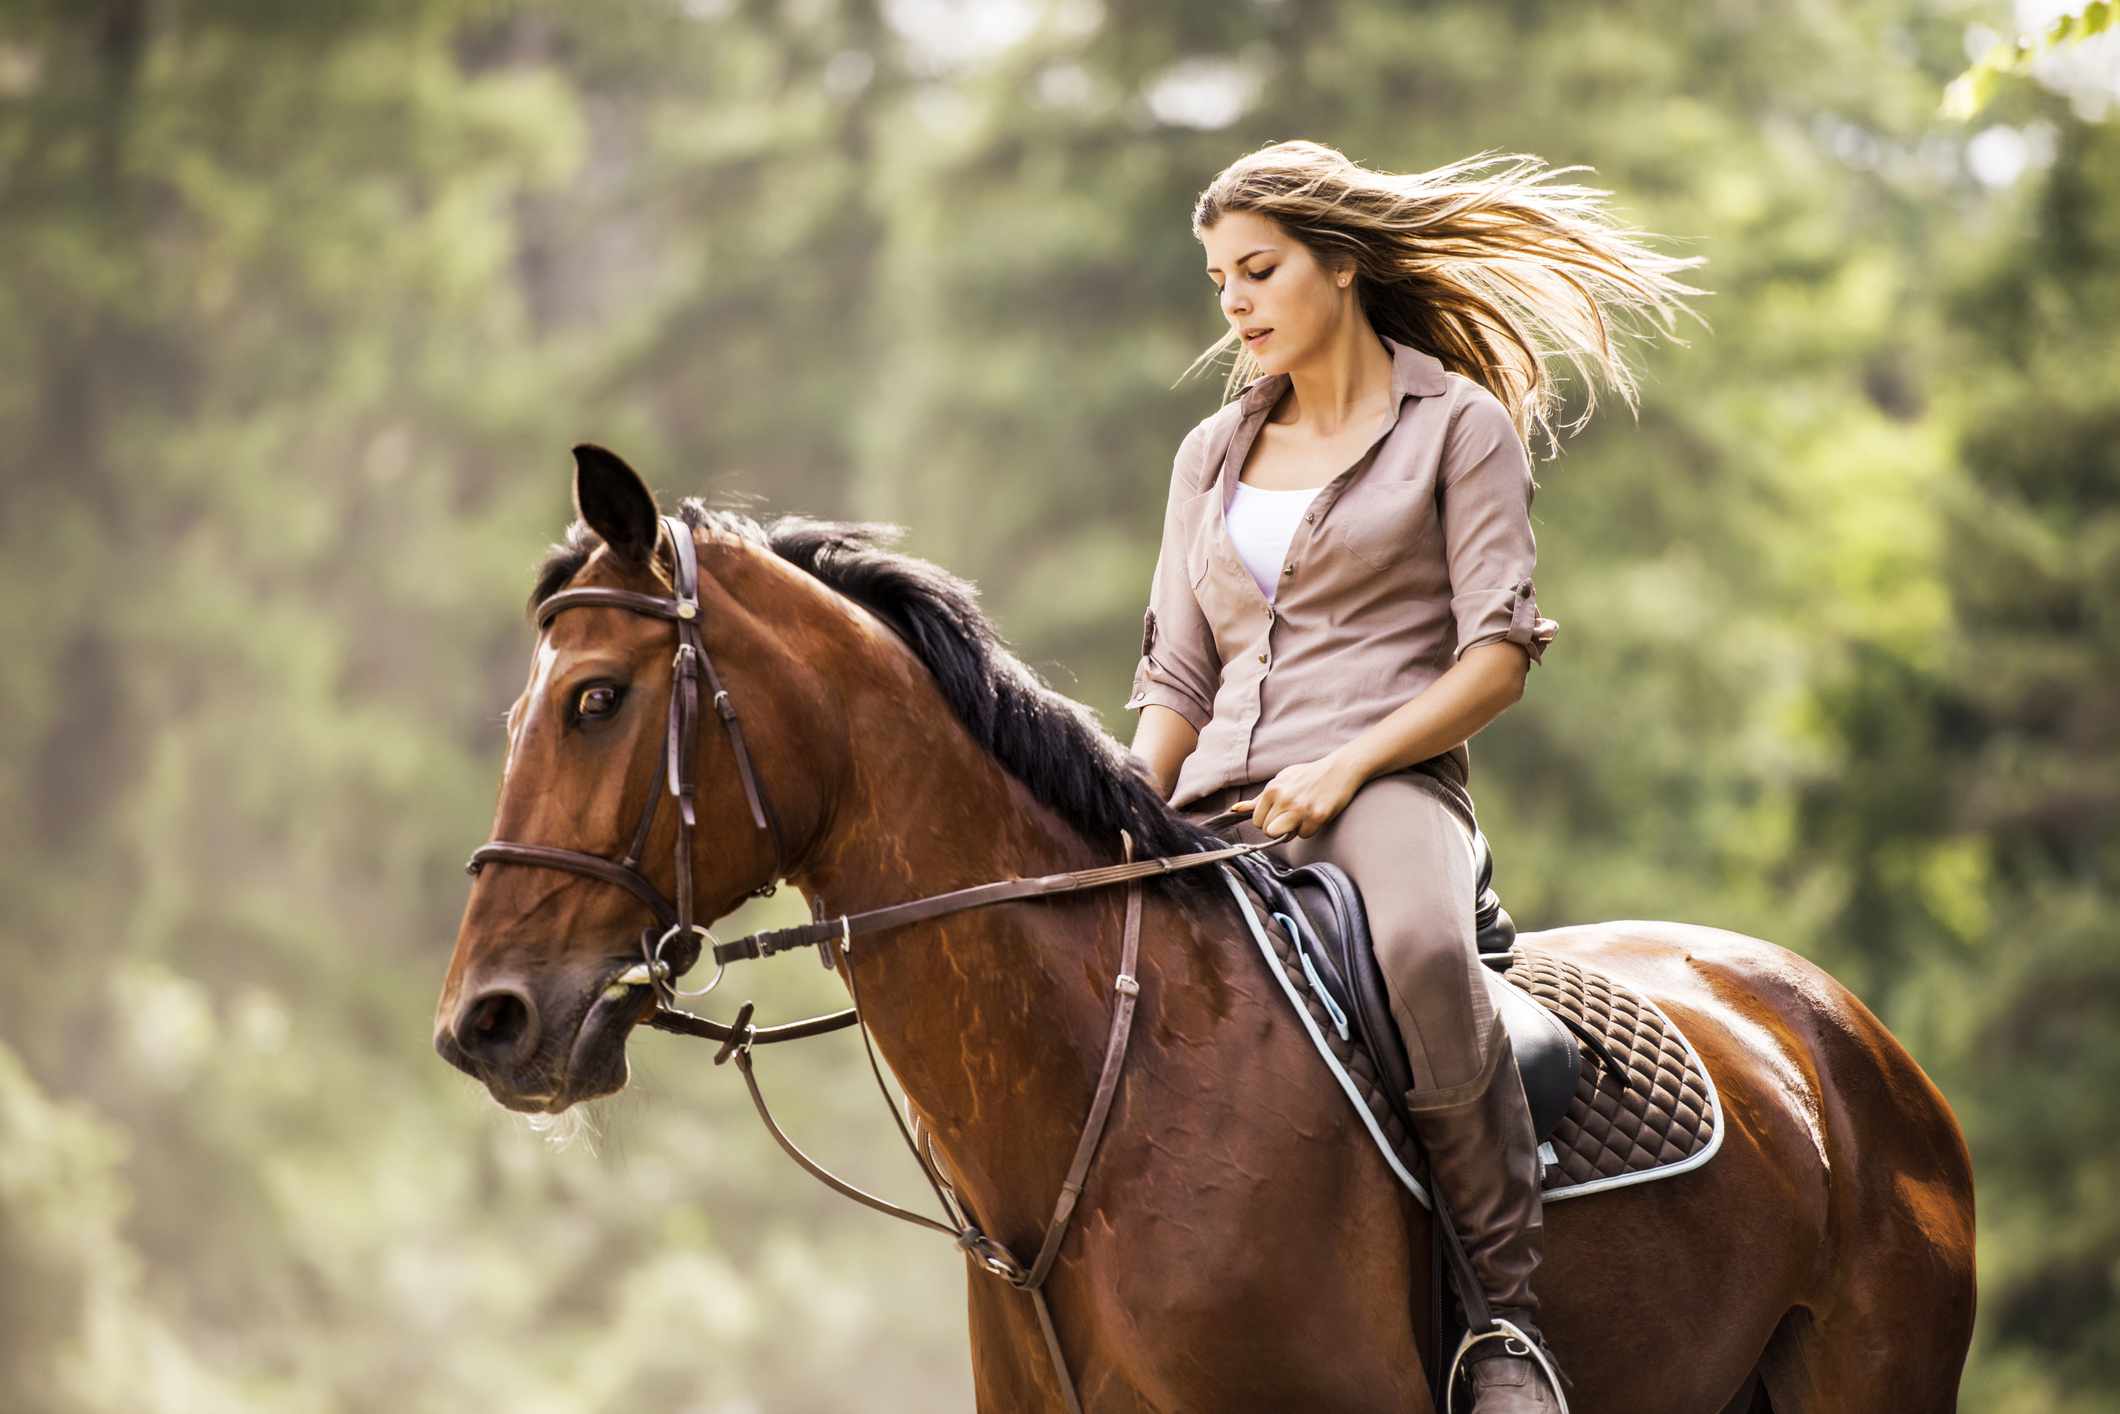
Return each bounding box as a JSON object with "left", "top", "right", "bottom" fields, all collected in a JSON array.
[{"left": 4, "top": 1, "right": 2116, "bottom": 1410}]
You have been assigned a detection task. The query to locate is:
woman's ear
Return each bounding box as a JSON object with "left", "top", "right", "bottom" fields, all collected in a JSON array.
[{"left": 571, "top": 443, "right": 660, "bottom": 564}]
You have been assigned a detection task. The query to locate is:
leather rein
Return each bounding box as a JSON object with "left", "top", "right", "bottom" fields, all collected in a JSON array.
[{"left": 463, "top": 515, "right": 1276, "bottom": 1412}]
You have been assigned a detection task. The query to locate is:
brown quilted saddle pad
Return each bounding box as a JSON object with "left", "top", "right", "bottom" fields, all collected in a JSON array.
[
  {"left": 1497, "top": 946, "right": 1724, "bottom": 1198},
  {"left": 1226, "top": 865, "right": 1724, "bottom": 1205}
]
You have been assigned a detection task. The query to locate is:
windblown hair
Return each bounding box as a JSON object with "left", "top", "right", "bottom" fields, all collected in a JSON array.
[
  {"left": 530, "top": 504, "right": 1230, "bottom": 895},
  {"left": 1190, "top": 140, "right": 1711, "bottom": 459}
]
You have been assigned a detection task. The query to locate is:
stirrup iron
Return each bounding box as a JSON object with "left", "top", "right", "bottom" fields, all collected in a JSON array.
[{"left": 1444, "top": 1316, "right": 1569, "bottom": 1414}]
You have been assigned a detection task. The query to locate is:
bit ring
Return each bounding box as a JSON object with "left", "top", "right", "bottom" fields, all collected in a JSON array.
[{"left": 655, "top": 923, "right": 726, "bottom": 998}]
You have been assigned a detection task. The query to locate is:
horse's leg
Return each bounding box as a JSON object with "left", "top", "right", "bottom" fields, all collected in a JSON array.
[
  {"left": 1756, "top": 1266, "right": 1973, "bottom": 1413},
  {"left": 1753, "top": 1304, "right": 1953, "bottom": 1414},
  {"left": 1755, "top": 975, "right": 1977, "bottom": 1414}
]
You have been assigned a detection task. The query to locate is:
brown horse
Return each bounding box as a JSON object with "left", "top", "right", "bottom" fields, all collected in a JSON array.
[{"left": 435, "top": 447, "right": 1977, "bottom": 1413}]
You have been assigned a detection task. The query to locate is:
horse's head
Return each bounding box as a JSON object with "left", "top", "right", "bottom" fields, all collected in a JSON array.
[{"left": 434, "top": 445, "right": 838, "bottom": 1112}]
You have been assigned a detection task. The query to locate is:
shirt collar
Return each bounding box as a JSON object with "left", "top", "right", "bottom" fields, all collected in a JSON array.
[{"left": 1236, "top": 334, "right": 1450, "bottom": 415}]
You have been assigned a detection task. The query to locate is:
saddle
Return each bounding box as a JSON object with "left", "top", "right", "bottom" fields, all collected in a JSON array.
[{"left": 1226, "top": 839, "right": 1578, "bottom": 1146}]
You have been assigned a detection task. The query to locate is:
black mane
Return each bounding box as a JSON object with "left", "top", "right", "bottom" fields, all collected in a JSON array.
[{"left": 529, "top": 501, "right": 1229, "bottom": 891}]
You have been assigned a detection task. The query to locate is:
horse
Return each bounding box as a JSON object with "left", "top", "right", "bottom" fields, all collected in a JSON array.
[{"left": 434, "top": 445, "right": 1977, "bottom": 1412}]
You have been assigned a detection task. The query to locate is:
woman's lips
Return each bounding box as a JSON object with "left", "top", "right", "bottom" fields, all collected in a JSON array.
[{"left": 1244, "top": 328, "right": 1273, "bottom": 347}]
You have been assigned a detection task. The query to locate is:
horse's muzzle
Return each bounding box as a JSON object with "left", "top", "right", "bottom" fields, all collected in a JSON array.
[{"left": 436, "top": 966, "right": 646, "bottom": 1112}]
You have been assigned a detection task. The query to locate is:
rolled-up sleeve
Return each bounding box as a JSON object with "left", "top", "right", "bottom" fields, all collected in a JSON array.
[
  {"left": 1124, "top": 423, "right": 1220, "bottom": 728},
  {"left": 1439, "top": 391, "right": 1559, "bottom": 666}
]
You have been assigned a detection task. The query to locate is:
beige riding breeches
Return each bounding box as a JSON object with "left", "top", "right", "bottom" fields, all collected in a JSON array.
[{"left": 1182, "top": 767, "right": 1504, "bottom": 1098}]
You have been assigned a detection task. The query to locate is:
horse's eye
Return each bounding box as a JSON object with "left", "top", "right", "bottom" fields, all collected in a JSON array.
[{"left": 575, "top": 684, "right": 622, "bottom": 720}]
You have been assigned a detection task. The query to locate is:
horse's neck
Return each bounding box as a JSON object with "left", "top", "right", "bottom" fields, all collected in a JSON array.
[{"left": 790, "top": 736, "right": 1147, "bottom": 1249}]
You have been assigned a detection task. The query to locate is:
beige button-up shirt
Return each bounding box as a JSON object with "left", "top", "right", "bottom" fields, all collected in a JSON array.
[{"left": 1127, "top": 335, "right": 1558, "bottom": 811}]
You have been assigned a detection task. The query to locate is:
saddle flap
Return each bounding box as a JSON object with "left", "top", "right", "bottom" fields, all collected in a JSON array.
[{"left": 1231, "top": 852, "right": 1577, "bottom": 1145}]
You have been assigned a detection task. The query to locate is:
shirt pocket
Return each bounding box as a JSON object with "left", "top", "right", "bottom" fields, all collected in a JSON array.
[
  {"left": 1326, "top": 482, "right": 1437, "bottom": 572},
  {"left": 1182, "top": 490, "right": 1262, "bottom": 659}
]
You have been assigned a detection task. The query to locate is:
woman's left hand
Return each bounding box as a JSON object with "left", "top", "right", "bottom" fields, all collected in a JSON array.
[{"left": 1232, "top": 752, "right": 1366, "bottom": 840}]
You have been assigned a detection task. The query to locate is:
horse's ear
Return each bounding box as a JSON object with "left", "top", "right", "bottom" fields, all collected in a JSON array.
[{"left": 571, "top": 443, "right": 660, "bottom": 564}]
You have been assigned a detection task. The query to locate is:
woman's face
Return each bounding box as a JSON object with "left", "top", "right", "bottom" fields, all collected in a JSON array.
[{"left": 1199, "top": 210, "right": 1349, "bottom": 375}]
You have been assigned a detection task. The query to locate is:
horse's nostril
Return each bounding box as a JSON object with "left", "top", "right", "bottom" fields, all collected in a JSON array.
[{"left": 455, "top": 985, "right": 539, "bottom": 1068}]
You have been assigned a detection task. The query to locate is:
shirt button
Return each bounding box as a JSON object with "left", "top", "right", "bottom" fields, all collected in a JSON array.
[
  {"left": 1257, "top": 652, "right": 1268, "bottom": 664},
  {"left": 1282, "top": 564, "right": 1294, "bottom": 576}
]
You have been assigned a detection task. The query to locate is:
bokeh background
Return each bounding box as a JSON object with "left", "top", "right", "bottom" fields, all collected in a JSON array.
[{"left": 4, "top": 1, "right": 2116, "bottom": 1409}]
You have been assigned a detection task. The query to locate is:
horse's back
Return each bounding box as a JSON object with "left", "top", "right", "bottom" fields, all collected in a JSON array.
[
  {"left": 1516, "top": 918, "right": 1860, "bottom": 1038},
  {"left": 1516, "top": 917, "right": 1965, "bottom": 1160}
]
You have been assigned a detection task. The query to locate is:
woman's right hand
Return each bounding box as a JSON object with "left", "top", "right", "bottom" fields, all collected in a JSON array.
[{"left": 1228, "top": 750, "right": 1363, "bottom": 840}]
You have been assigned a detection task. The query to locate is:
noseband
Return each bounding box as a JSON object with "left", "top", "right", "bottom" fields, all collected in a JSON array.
[{"left": 465, "top": 514, "right": 787, "bottom": 1006}]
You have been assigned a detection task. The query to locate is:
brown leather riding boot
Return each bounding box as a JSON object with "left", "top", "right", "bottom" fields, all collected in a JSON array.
[{"left": 1405, "top": 1029, "right": 1566, "bottom": 1413}]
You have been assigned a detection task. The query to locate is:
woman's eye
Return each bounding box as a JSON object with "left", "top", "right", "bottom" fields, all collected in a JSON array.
[
  {"left": 1249, "top": 266, "right": 1276, "bottom": 281},
  {"left": 574, "top": 684, "right": 622, "bottom": 720}
]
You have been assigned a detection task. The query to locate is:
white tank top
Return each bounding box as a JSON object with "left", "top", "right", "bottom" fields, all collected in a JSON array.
[{"left": 1226, "top": 480, "right": 1323, "bottom": 603}]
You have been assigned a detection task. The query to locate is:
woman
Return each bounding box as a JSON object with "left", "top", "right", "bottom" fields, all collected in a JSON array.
[{"left": 1127, "top": 141, "right": 1704, "bottom": 1413}]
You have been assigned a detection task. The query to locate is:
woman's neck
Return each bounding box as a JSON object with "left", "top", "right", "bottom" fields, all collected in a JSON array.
[{"left": 1279, "top": 319, "right": 1395, "bottom": 436}]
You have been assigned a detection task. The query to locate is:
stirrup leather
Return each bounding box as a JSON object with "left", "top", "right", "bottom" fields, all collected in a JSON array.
[{"left": 1445, "top": 1316, "right": 1570, "bottom": 1414}]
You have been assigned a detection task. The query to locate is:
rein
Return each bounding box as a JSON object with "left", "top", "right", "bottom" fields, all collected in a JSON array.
[
  {"left": 645, "top": 811, "right": 1268, "bottom": 1044},
  {"left": 462, "top": 515, "right": 1276, "bottom": 1410}
]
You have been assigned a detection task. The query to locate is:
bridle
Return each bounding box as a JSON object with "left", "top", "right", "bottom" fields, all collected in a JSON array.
[
  {"left": 459, "top": 512, "right": 1285, "bottom": 1412},
  {"left": 466, "top": 514, "right": 788, "bottom": 1010},
  {"left": 464, "top": 512, "right": 1271, "bottom": 1045}
]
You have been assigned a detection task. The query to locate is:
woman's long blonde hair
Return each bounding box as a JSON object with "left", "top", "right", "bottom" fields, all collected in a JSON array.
[{"left": 1188, "top": 140, "right": 1710, "bottom": 459}]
